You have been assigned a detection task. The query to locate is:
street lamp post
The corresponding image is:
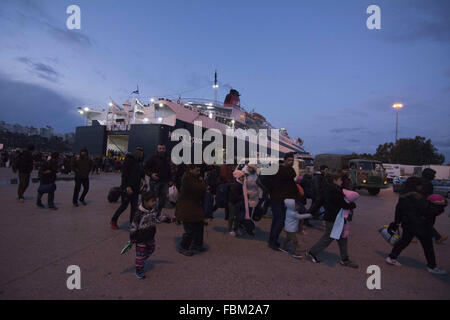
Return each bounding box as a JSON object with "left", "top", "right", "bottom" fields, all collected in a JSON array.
[{"left": 392, "top": 103, "right": 403, "bottom": 142}]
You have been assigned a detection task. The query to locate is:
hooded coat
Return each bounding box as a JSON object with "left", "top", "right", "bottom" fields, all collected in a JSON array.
[
  {"left": 284, "top": 199, "right": 312, "bottom": 233},
  {"left": 394, "top": 192, "right": 436, "bottom": 236},
  {"left": 175, "top": 171, "right": 206, "bottom": 223}
]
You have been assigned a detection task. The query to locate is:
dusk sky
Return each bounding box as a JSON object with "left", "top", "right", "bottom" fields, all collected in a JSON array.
[{"left": 0, "top": 0, "right": 449, "bottom": 160}]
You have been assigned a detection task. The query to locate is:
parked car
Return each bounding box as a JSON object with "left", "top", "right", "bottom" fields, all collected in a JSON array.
[
  {"left": 393, "top": 176, "right": 408, "bottom": 193},
  {"left": 431, "top": 180, "right": 450, "bottom": 198}
]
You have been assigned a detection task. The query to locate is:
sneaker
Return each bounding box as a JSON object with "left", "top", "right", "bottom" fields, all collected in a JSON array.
[
  {"left": 427, "top": 267, "right": 447, "bottom": 275},
  {"left": 178, "top": 248, "right": 193, "bottom": 257},
  {"left": 37, "top": 202, "right": 45, "bottom": 208},
  {"left": 49, "top": 206, "right": 58, "bottom": 210},
  {"left": 73, "top": 202, "right": 79, "bottom": 207},
  {"left": 135, "top": 271, "right": 146, "bottom": 279},
  {"left": 340, "top": 260, "right": 359, "bottom": 268},
  {"left": 291, "top": 251, "right": 303, "bottom": 259},
  {"left": 229, "top": 231, "right": 236, "bottom": 236},
  {"left": 435, "top": 236, "right": 448, "bottom": 244},
  {"left": 19, "top": 198, "right": 25, "bottom": 203},
  {"left": 306, "top": 251, "right": 320, "bottom": 263},
  {"left": 110, "top": 221, "right": 119, "bottom": 230},
  {"left": 386, "top": 256, "right": 402, "bottom": 266},
  {"left": 80, "top": 200, "right": 87, "bottom": 206}
]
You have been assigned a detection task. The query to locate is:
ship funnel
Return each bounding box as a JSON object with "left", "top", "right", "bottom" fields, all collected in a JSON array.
[{"left": 224, "top": 89, "right": 241, "bottom": 108}]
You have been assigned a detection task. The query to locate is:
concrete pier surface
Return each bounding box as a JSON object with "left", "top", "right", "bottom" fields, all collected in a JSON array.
[{"left": 0, "top": 168, "right": 449, "bottom": 300}]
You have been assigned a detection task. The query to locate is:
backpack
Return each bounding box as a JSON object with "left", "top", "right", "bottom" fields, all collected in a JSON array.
[{"left": 108, "top": 187, "right": 121, "bottom": 203}]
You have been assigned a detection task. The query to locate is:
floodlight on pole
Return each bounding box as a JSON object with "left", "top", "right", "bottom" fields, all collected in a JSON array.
[{"left": 392, "top": 103, "right": 403, "bottom": 142}]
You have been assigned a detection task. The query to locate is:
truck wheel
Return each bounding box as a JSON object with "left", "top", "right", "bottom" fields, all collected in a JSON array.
[{"left": 368, "top": 188, "right": 380, "bottom": 196}]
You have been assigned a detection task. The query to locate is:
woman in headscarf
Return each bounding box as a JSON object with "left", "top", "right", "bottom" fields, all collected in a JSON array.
[{"left": 175, "top": 165, "right": 207, "bottom": 256}]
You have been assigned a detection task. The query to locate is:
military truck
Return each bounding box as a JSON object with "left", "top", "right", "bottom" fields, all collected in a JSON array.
[{"left": 314, "top": 154, "right": 388, "bottom": 195}]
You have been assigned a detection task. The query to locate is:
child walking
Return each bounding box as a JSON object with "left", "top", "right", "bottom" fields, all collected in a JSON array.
[
  {"left": 130, "top": 191, "right": 158, "bottom": 279},
  {"left": 279, "top": 199, "right": 312, "bottom": 258}
]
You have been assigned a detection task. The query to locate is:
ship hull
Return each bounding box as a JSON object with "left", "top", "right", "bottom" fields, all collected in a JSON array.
[{"left": 74, "top": 119, "right": 305, "bottom": 161}]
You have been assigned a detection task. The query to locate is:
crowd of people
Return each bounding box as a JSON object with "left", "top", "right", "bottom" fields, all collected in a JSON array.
[{"left": 7, "top": 143, "right": 448, "bottom": 280}]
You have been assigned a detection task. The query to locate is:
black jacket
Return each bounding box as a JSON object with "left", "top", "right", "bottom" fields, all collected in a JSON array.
[
  {"left": 17, "top": 150, "right": 34, "bottom": 174},
  {"left": 39, "top": 159, "right": 58, "bottom": 185},
  {"left": 120, "top": 154, "right": 145, "bottom": 193},
  {"left": 322, "top": 183, "right": 355, "bottom": 222},
  {"left": 267, "top": 165, "right": 299, "bottom": 203},
  {"left": 145, "top": 153, "right": 172, "bottom": 182},
  {"left": 421, "top": 179, "right": 434, "bottom": 198},
  {"left": 300, "top": 175, "right": 313, "bottom": 199},
  {"left": 394, "top": 192, "right": 436, "bottom": 235},
  {"left": 71, "top": 155, "right": 93, "bottom": 179},
  {"left": 312, "top": 172, "right": 326, "bottom": 200}
]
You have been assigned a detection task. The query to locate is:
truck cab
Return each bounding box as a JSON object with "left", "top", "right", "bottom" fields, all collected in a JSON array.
[
  {"left": 348, "top": 159, "right": 388, "bottom": 195},
  {"left": 314, "top": 154, "right": 388, "bottom": 196}
]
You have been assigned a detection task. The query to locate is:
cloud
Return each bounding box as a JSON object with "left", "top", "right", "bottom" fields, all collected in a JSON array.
[
  {"left": 318, "top": 148, "right": 355, "bottom": 155},
  {"left": 385, "top": 0, "right": 450, "bottom": 43},
  {"left": 16, "top": 57, "right": 61, "bottom": 83},
  {"left": 2, "top": 0, "right": 92, "bottom": 47},
  {"left": 220, "top": 82, "right": 233, "bottom": 91},
  {"left": 330, "top": 127, "right": 365, "bottom": 134},
  {"left": 45, "top": 22, "right": 92, "bottom": 47},
  {"left": 0, "top": 72, "right": 82, "bottom": 133}
]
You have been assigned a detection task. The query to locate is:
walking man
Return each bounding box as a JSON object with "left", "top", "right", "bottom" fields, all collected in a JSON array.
[
  {"left": 110, "top": 147, "right": 145, "bottom": 229},
  {"left": 71, "top": 148, "right": 93, "bottom": 207},
  {"left": 308, "top": 165, "right": 329, "bottom": 217},
  {"left": 17, "top": 144, "right": 35, "bottom": 202},
  {"left": 267, "top": 153, "right": 300, "bottom": 250}
]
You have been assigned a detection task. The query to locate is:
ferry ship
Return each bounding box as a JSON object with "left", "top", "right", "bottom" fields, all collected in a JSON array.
[{"left": 74, "top": 76, "right": 311, "bottom": 164}]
